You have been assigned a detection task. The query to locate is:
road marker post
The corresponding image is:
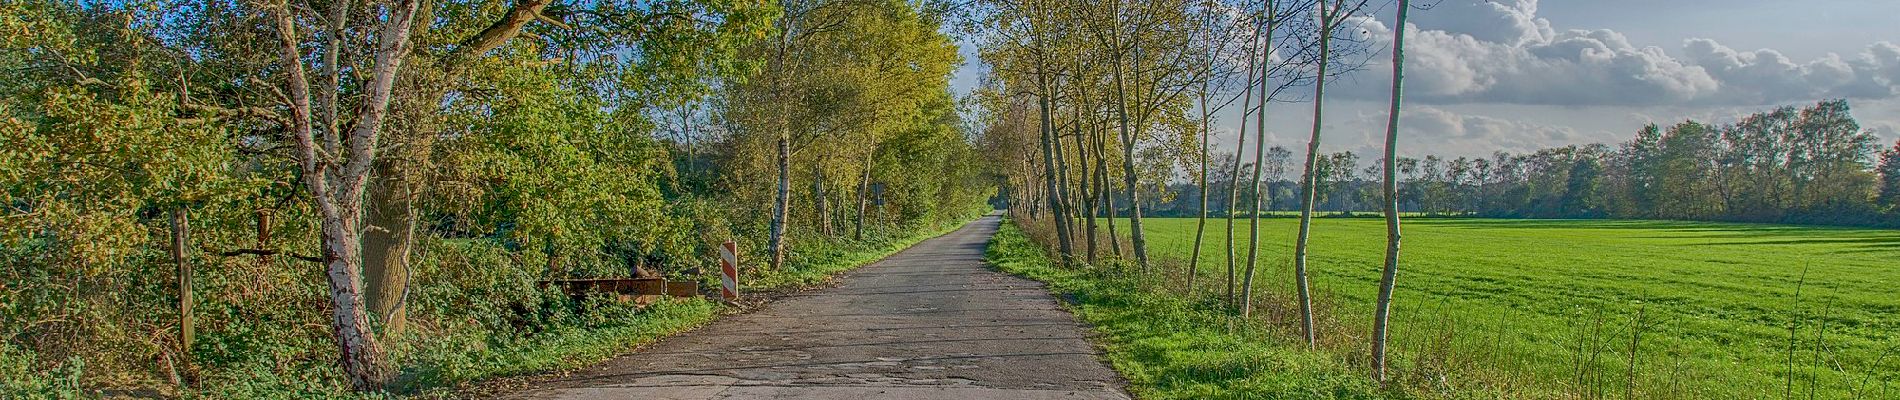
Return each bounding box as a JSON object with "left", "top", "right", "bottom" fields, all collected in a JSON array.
[{"left": 718, "top": 240, "right": 739, "bottom": 301}]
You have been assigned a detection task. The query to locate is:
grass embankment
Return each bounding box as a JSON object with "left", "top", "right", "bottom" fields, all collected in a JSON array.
[
  {"left": 1047, "top": 216, "right": 1898, "bottom": 399},
  {"left": 986, "top": 220, "right": 1409, "bottom": 400}
]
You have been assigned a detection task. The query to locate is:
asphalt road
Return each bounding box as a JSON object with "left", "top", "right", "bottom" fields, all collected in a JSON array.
[{"left": 503, "top": 215, "right": 1130, "bottom": 400}]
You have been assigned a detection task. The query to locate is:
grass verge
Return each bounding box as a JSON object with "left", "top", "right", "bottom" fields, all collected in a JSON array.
[{"left": 984, "top": 218, "right": 1413, "bottom": 400}]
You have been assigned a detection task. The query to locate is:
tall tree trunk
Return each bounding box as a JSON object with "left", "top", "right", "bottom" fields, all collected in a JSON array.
[
  {"left": 767, "top": 11, "right": 795, "bottom": 272},
  {"left": 814, "top": 162, "right": 832, "bottom": 237},
  {"left": 1038, "top": 72, "right": 1074, "bottom": 261},
  {"left": 318, "top": 0, "right": 351, "bottom": 156},
  {"left": 1110, "top": 46, "right": 1150, "bottom": 271},
  {"left": 1097, "top": 121, "right": 1122, "bottom": 258},
  {"left": 356, "top": 0, "right": 546, "bottom": 337},
  {"left": 171, "top": 208, "right": 192, "bottom": 381},
  {"left": 1225, "top": 132, "right": 1247, "bottom": 307},
  {"left": 362, "top": 161, "right": 415, "bottom": 335},
  {"left": 1371, "top": 0, "right": 1411, "bottom": 383},
  {"left": 1023, "top": 159, "right": 1040, "bottom": 219},
  {"left": 1189, "top": 88, "right": 1210, "bottom": 294},
  {"left": 1242, "top": 3, "right": 1275, "bottom": 319},
  {"left": 1074, "top": 103, "right": 1098, "bottom": 264},
  {"left": 1051, "top": 96, "right": 1077, "bottom": 256},
  {"left": 770, "top": 129, "right": 791, "bottom": 270},
  {"left": 1226, "top": 22, "right": 1263, "bottom": 308},
  {"left": 855, "top": 149, "right": 874, "bottom": 241},
  {"left": 1292, "top": 0, "right": 1336, "bottom": 348},
  {"left": 318, "top": 210, "right": 389, "bottom": 390},
  {"left": 270, "top": 0, "right": 418, "bottom": 388}
]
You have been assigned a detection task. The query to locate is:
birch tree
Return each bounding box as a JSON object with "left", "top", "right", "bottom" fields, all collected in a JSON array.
[
  {"left": 1235, "top": 0, "right": 1323, "bottom": 316},
  {"left": 1187, "top": 0, "right": 1255, "bottom": 294},
  {"left": 267, "top": 0, "right": 423, "bottom": 389},
  {"left": 1089, "top": 0, "right": 1201, "bottom": 272},
  {"left": 1289, "top": 0, "right": 1370, "bottom": 347},
  {"left": 1371, "top": 0, "right": 1411, "bottom": 383}
]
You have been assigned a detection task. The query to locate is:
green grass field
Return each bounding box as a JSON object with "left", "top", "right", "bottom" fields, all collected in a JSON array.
[{"left": 1096, "top": 217, "right": 1898, "bottom": 399}]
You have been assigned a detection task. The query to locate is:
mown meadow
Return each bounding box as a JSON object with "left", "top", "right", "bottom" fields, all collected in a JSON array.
[{"left": 1008, "top": 216, "right": 1900, "bottom": 399}]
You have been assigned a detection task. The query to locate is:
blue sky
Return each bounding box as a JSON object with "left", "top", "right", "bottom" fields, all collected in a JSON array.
[{"left": 950, "top": 0, "right": 1900, "bottom": 160}]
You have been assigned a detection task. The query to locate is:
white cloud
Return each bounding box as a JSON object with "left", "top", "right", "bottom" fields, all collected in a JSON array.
[
  {"left": 1870, "top": 121, "right": 1900, "bottom": 144},
  {"left": 1405, "top": 0, "right": 1551, "bottom": 46},
  {"left": 1334, "top": 0, "right": 1900, "bottom": 106},
  {"left": 1398, "top": 106, "right": 1580, "bottom": 154}
]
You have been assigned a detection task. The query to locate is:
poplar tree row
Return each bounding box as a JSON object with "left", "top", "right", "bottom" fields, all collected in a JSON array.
[{"left": 967, "top": 0, "right": 1419, "bottom": 383}]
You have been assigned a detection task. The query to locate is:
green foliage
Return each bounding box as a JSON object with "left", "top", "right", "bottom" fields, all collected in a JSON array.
[
  {"left": 1877, "top": 140, "right": 1900, "bottom": 213},
  {"left": 0, "top": 344, "right": 87, "bottom": 400},
  {"left": 714, "top": 0, "right": 983, "bottom": 246},
  {"left": 434, "top": 59, "right": 686, "bottom": 276}
]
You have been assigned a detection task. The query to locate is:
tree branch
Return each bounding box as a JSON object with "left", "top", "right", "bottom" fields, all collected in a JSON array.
[
  {"left": 445, "top": 0, "right": 551, "bottom": 65},
  {"left": 219, "top": 248, "right": 325, "bottom": 263}
]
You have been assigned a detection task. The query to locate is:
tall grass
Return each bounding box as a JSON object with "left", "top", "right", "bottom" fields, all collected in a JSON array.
[{"left": 990, "top": 218, "right": 1417, "bottom": 399}]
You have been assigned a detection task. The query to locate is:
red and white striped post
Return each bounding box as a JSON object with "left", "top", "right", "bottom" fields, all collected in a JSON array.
[{"left": 718, "top": 240, "right": 739, "bottom": 301}]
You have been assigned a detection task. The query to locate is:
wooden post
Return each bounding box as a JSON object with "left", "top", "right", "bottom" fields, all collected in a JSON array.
[
  {"left": 255, "top": 208, "right": 272, "bottom": 267},
  {"left": 170, "top": 207, "right": 193, "bottom": 382}
]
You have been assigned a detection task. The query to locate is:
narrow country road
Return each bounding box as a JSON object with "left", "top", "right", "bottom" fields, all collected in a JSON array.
[{"left": 502, "top": 215, "right": 1130, "bottom": 400}]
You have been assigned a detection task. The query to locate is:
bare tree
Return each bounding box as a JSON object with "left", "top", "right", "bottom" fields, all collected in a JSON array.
[
  {"left": 1241, "top": 0, "right": 1281, "bottom": 319},
  {"left": 1226, "top": 0, "right": 1323, "bottom": 310},
  {"left": 1188, "top": 0, "right": 1253, "bottom": 294},
  {"left": 1224, "top": 9, "right": 1264, "bottom": 307},
  {"left": 1290, "top": 0, "right": 1370, "bottom": 348},
  {"left": 1239, "top": 0, "right": 1335, "bottom": 318},
  {"left": 1371, "top": 0, "right": 1412, "bottom": 382}
]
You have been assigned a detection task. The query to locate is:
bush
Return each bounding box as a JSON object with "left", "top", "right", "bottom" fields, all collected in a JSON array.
[{"left": 1, "top": 345, "right": 87, "bottom": 400}]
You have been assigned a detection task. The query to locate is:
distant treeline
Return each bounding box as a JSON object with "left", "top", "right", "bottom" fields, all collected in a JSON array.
[{"left": 1143, "top": 100, "right": 1900, "bottom": 227}]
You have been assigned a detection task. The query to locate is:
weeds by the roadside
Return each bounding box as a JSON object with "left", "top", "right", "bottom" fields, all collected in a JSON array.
[{"left": 987, "top": 219, "right": 1421, "bottom": 399}]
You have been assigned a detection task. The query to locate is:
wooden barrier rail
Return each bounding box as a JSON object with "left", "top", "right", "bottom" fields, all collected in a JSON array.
[{"left": 537, "top": 278, "right": 699, "bottom": 305}]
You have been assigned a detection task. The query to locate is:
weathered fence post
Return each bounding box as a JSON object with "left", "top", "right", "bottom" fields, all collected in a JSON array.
[{"left": 170, "top": 207, "right": 192, "bottom": 383}]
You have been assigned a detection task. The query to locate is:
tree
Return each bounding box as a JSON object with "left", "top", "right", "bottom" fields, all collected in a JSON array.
[
  {"left": 359, "top": 0, "right": 772, "bottom": 335},
  {"left": 1224, "top": 12, "right": 1264, "bottom": 306},
  {"left": 266, "top": 0, "right": 424, "bottom": 388},
  {"left": 7, "top": 0, "right": 998, "bottom": 393},
  {"left": 1240, "top": 0, "right": 1281, "bottom": 319},
  {"left": 1880, "top": 140, "right": 1900, "bottom": 212},
  {"left": 1186, "top": 0, "right": 1254, "bottom": 295},
  {"left": 1088, "top": 0, "right": 1205, "bottom": 272},
  {"left": 1289, "top": 0, "right": 1370, "bottom": 347},
  {"left": 1236, "top": 0, "right": 1323, "bottom": 315},
  {"left": 1369, "top": 0, "right": 1410, "bottom": 383},
  {"left": 1388, "top": 100, "right": 1884, "bottom": 226}
]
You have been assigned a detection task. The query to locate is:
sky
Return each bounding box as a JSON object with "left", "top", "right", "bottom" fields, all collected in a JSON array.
[{"left": 948, "top": 0, "right": 1900, "bottom": 160}]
